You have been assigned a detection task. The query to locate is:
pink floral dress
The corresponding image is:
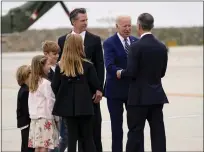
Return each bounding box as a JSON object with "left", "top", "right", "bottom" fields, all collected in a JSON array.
[{"left": 28, "top": 118, "right": 59, "bottom": 149}]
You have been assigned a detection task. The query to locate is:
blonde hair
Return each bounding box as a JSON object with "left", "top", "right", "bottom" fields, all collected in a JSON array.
[
  {"left": 42, "top": 40, "right": 59, "bottom": 54},
  {"left": 60, "top": 34, "right": 90, "bottom": 77},
  {"left": 16, "top": 65, "right": 31, "bottom": 86},
  {"left": 29, "top": 55, "right": 48, "bottom": 92}
]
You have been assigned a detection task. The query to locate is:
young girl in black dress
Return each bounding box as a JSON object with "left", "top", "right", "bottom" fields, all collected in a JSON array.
[{"left": 51, "top": 34, "right": 103, "bottom": 152}]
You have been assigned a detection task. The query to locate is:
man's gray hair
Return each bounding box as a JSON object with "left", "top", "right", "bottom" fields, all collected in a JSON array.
[{"left": 137, "top": 13, "right": 154, "bottom": 31}]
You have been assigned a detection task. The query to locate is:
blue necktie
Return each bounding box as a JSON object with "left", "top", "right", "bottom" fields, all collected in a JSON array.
[{"left": 124, "top": 38, "right": 130, "bottom": 54}]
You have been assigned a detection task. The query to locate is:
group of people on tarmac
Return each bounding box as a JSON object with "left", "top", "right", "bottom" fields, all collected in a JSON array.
[{"left": 16, "top": 7, "right": 168, "bottom": 152}]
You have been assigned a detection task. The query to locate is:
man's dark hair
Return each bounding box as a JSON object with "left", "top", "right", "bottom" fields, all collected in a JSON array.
[
  {"left": 69, "top": 8, "right": 87, "bottom": 25},
  {"left": 137, "top": 13, "right": 154, "bottom": 31}
]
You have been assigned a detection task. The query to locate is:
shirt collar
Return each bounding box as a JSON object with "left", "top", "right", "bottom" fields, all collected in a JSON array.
[
  {"left": 140, "top": 32, "right": 152, "bottom": 38},
  {"left": 50, "top": 65, "right": 56, "bottom": 72},
  {"left": 71, "top": 30, "right": 86, "bottom": 35},
  {"left": 117, "top": 32, "right": 130, "bottom": 43},
  {"left": 71, "top": 30, "right": 86, "bottom": 41}
]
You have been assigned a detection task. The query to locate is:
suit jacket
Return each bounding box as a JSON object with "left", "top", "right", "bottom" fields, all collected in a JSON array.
[
  {"left": 51, "top": 61, "right": 102, "bottom": 117},
  {"left": 103, "top": 33, "right": 138, "bottom": 100},
  {"left": 16, "top": 84, "right": 31, "bottom": 128},
  {"left": 58, "top": 31, "right": 105, "bottom": 92},
  {"left": 48, "top": 68, "right": 55, "bottom": 81},
  {"left": 121, "top": 34, "right": 169, "bottom": 105}
]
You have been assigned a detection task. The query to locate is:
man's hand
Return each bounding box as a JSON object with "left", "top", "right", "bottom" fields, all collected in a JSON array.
[
  {"left": 116, "top": 70, "right": 122, "bottom": 79},
  {"left": 92, "top": 90, "right": 103, "bottom": 103}
]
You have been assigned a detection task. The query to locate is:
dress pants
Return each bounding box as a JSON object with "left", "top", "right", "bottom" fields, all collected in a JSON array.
[
  {"left": 107, "top": 99, "right": 127, "bottom": 152},
  {"left": 65, "top": 116, "right": 96, "bottom": 152},
  {"left": 21, "top": 126, "right": 35, "bottom": 152},
  {"left": 78, "top": 103, "right": 102, "bottom": 152},
  {"left": 107, "top": 98, "right": 144, "bottom": 152},
  {"left": 126, "top": 104, "right": 166, "bottom": 152},
  {"left": 48, "top": 118, "right": 68, "bottom": 152}
]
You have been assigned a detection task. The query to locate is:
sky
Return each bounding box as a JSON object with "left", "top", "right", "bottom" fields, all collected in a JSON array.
[{"left": 2, "top": 2, "right": 203, "bottom": 30}]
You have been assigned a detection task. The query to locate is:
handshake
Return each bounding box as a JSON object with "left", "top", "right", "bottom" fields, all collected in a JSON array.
[{"left": 116, "top": 70, "right": 123, "bottom": 79}]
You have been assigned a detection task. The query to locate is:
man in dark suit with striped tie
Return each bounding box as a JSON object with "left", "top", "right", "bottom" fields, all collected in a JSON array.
[{"left": 103, "top": 15, "right": 144, "bottom": 152}]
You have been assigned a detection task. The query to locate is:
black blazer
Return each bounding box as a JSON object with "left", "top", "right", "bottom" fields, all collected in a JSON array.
[
  {"left": 47, "top": 67, "right": 58, "bottom": 117},
  {"left": 16, "top": 84, "right": 31, "bottom": 128},
  {"left": 57, "top": 31, "right": 105, "bottom": 92},
  {"left": 51, "top": 61, "right": 102, "bottom": 117},
  {"left": 48, "top": 68, "right": 55, "bottom": 81},
  {"left": 121, "top": 34, "right": 169, "bottom": 105}
]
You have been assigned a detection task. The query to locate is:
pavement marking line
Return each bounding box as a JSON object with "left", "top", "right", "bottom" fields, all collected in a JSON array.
[
  {"left": 168, "top": 114, "right": 202, "bottom": 119},
  {"left": 2, "top": 85, "right": 18, "bottom": 89},
  {"left": 167, "top": 93, "right": 203, "bottom": 98},
  {"left": 102, "top": 114, "right": 202, "bottom": 123}
]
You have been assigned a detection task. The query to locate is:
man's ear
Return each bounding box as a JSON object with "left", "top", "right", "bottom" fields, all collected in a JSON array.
[
  {"left": 72, "top": 20, "right": 76, "bottom": 26},
  {"left": 116, "top": 24, "right": 118, "bottom": 29},
  {"left": 139, "top": 23, "right": 143, "bottom": 31}
]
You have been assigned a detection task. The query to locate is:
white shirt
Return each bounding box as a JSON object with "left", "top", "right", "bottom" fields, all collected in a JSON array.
[
  {"left": 140, "top": 32, "right": 152, "bottom": 38},
  {"left": 117, "top": 32, "right": 131, "bottom": 49},
  {"left": 28, "top": 78, "right": 56, "bottom": 120},
  {"left": 71, "top": 30, "right": 86, "bottom": 42},
  {"left": 116, "top": 33, "right": 130, "bottom": 76},
  {"left": 118, "top": 32, "right": 153, "bottom": 76},
  {"left": 50, "top": 65, "right": 56, "bottom": 72},
  {"left": 119, "top": 32, "right": 152, "bottom": 75}
]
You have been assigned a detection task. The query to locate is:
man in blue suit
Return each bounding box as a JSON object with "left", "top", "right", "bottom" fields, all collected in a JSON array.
[{"left": 103, "top": 15, "right": 143, "bottom": 152}]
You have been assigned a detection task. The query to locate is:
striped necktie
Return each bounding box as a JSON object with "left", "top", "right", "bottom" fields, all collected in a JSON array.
[{"left": 124, "top": 38, "right": 130, "bottom": 54}]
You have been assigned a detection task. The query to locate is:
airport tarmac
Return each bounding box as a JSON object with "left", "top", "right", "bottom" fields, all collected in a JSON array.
[{"left": 1, "top": 46, "right": 203, "bottom": 151}]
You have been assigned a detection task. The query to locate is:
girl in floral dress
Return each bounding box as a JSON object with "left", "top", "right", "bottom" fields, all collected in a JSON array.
[{"left": 28, "top": 55, "right": 59, "bottom": 152}]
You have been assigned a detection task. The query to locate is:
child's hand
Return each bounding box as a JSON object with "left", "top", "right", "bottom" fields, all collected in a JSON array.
[
  {"left": 54, "top": 116, "right": 60, "bottom": 122},
  {"left": 54, "top": 116, "right": 60, "bottom": 131},
  {"left": 93, "top": 90, "right": 102, "bottom": 103}
]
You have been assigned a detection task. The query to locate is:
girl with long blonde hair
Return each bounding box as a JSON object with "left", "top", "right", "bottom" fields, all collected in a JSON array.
[
  {"left": 51, "top": 34, "right": 102, "bottom": 152},
  {"left": 28, "top": 55, "right": 59, "bottom": 152},
  {"left": 59, "top": 33, "right": 87, "bottom": 77}
]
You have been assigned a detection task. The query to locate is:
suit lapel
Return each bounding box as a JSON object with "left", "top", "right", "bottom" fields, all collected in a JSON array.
[
  {"left": 129, "top": 36, "right": 136, "bottom": 44},
  {"left": 84, "top": 31, "right": 90, "bottom": 47},
  {"left": 48, "top": 68, "right": 54, "bottom": 81},
  {"left": 114, "top": 33, "right": 126, "bottom": 54},
  {"left": 114, "top": 33, "right": 136, "bottom": 49},
  {"left": 83, "top": 31, "right": 93, "bottom": 57},
  {"left": 62, "top": 31, "right": 71, "bottom": 49}
]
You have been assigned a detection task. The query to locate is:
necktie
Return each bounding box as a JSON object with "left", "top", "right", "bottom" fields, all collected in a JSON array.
[{"left": 124, "top": 38, "right": 130, "bottom": 54}]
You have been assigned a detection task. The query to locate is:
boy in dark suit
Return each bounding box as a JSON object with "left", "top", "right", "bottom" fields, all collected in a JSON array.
[
  {"left": 42, "top": 41, "right": 59, "bottom": 81},
  {"left": 16, "top": 65, "right": 35, "bottom": 152},
  {"left": 42, "top": 41, "right": 68, "bottom": 152}
]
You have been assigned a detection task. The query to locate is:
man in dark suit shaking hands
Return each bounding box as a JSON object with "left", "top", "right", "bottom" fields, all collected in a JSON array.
[
  {"left": 117, "top": 13, "right": 169, "bottom": 152},
  {"left": 57, "top": 8, "right": 104, "bottom": 152}
]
